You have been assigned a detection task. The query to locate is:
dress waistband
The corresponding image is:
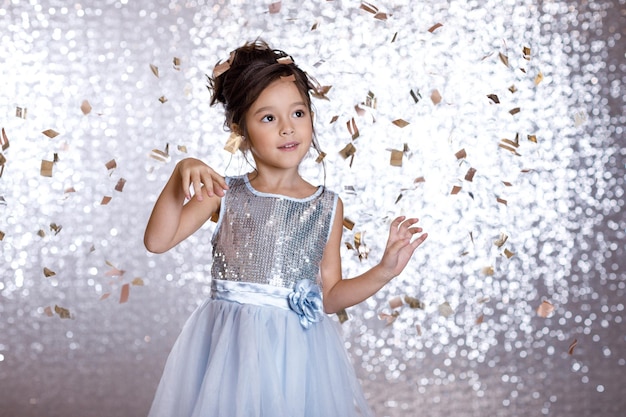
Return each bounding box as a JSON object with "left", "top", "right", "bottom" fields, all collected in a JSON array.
[{"left": 210, "top": 279, "right": 292, "bottom": 310}]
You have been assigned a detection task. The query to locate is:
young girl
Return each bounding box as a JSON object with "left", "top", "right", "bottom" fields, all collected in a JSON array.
[{"left": 144, "top": 40, "right": 428, "bottom": 417}]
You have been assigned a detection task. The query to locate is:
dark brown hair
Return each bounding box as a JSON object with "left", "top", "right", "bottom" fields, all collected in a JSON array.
[{"left": 207, "top": 39, "right": 322, "bottom": 155}]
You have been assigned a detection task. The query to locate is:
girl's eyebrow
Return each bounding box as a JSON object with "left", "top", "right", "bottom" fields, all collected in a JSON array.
[{"left": 252, "top": 101, "right": 307, "bottom": 115}]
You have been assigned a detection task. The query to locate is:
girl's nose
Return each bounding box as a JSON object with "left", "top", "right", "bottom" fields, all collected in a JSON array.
[{"left": 280, "top": 125, "right": 294, "bottom": 136}]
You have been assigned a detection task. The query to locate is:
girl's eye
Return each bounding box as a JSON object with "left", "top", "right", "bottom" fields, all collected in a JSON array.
[
  {"left": 261, "top": 115, "right": 275, "bottom": 122},
  {"left": 293, "top": 110, "right": 305, "bottom": 118}
]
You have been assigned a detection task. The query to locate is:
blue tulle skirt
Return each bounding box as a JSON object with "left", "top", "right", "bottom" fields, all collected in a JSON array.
[{"left": 147, "top": 280, "right": 374, "bottom": 417}]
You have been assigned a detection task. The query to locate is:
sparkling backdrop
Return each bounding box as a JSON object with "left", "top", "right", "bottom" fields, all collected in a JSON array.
[{"left": 1, "top": 1, "right": 624, "bottom": 416}]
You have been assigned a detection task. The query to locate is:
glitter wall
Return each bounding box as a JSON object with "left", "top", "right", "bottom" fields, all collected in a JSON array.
[{"left": 1, "top": 1, "right": 624, "bottom": 416}]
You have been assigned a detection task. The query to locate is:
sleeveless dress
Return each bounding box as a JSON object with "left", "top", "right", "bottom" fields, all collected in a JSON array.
[{"left": 147, "top": 175, "right": 374, "bottom": 417}]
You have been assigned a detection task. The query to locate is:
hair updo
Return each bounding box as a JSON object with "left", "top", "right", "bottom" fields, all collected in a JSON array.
[{"left": 207, "top": 39, "right": 320, "bottom": 153}]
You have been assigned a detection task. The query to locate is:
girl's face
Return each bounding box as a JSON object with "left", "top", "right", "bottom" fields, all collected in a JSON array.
[{"left": 244, "top": 79, "right": 313, "bottom": 172}]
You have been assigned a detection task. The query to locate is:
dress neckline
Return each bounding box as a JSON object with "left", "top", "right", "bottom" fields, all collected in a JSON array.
[{"left": 242, "top": 174, "right": 323, "bottom": 202}]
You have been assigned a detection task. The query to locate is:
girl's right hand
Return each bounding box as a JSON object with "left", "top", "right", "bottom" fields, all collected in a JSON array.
[{"left": 177, "top": 158, "right": 229, "bottom": 201}]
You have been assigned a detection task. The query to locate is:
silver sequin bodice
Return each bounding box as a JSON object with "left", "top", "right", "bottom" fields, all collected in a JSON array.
[{"left": 211, "top": 175, "right": 338, "bottom": 289}]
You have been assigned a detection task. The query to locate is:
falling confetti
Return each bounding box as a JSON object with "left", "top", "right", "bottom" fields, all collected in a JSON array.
[
  {"left": 42, "top": 129, "right": 60, "bottom": 139},
  {"left": 537, "top": 300, "right": 555, "bottom": 318},
  {"left": 428, "top": 23, "right": 443, "bottom": 33},
  {"left": 438, "top": 302, "right": 454, "bottom": 318},
  {"left": 80, "top": 100, "right": 92, "bottom": 115}
]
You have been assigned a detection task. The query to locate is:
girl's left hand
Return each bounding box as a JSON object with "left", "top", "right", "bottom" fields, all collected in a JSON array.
[{"left": 379, "top": 216, "right": 428, "bottom": 279}]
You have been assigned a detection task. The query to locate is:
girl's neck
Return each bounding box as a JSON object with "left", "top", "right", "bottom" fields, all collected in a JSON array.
[{"left": 247, "top": 170, "right": 317, "bottom": 199}]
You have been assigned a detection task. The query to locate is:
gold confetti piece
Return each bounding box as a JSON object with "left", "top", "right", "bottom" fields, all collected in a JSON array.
[
  {"left": 65, "top": 186, "right": 76, "bottom": 193},
  {"left": 223, "top": 132, "right": 243, "bottom": 154},
  {"left": 43, "top": 267, "right": 56, "bottom": 278},
  {"left": 428, "top": 23, "right": 443, "bottom": 33},
  {"left": 378, "top": 310, "right": 400, "bottom": 325},
  {"left": 414, "top": 176, "right": 425, "bottom": 183},
  {"left": 41, "top": 160, "right": 54, "bottom": 177},
  {"left": 416, "top": 324, "right": 422, "bottom": 336},
  {"left": 509, "top": 107, "right": 520, "bottom": 115},
  {"left": 315, "top": 151, "right": 326, "bottom": 164},
  {"left": 50, "top": 223, "right": 62, "bottom": 235},
  {"left": 503, "top": 248, "right": 515, "bottom": 258},
  {"left": 311, "top": 21, "right": 319, "bottom": 31},
  {"left": 16, "top": 107, "right": 27, "bottom": 118},
  {"left": 389, "top": 296, "right": 403, "bottom": 309},
  {"left": 476, "top": 314, "right": 484, "bottom": 324},
  {"left": 346, "top": 118, "right": 359, "bottom": 140},
  {"left": 487, "top": 94, "right": 500, "bottom": 104},
  {"left": 343, "top": 218, "right": 355, "bottom": 230},
  {"left": 574, "top": 110, "right": 587, "bottom": 126},
  {"left": 455, "top": 148, "right": 467, "bottom": 159},
  {"left": 310, "top": 84, "right": 332, "bottom": 101},
  {"left": 494, "top": 232, "right": 508, "bottom": 248},
  {"left": 568, "top": 339, "right": 578, "bottom": 355},
  {"left": 392, "top": 119, "right": 409, "bottom": 128},
  {"left": 534, "top": 71, "right": 544, "bottom": 85},
  {"left": 404, "top": 295, "right": 425, "bottom": 309},
  {"left": 131, "top": 277, "right": 144, "bottom": 286},
  {"left": 1, "top": 127, "right": 10, "bottom": 150},
  {"left": 523, "top": 46, "right": 531, "bottom": 60},
  {"left": 499, "top": 52, "right": 509, "bottom": 67},
  {"left": 336, "top": 309, "right": 349, "bottom": 324},
  {"left": 502, "top": 181, "right": 513, "bottom": 187},
  {"left": 438, "top": 302, "right": 454, "bottom": 318},
  {"left": 173, "top": 57, "right": 181, "bottom": 70},
  {"left": 150, "top": 64, "right": 159, "bottom": 77},
  {"left": 105, "top": 159, "right": 117, "bottom": 170},
  {"left": 119, "top": 283, "right": 130, "bottom": 303},
  {"left": 115, "top": 178, "right": 126, "bottom": 192},
  {"left": 537, "top": 300, "right": 555, "bottom": 318},
  {"left": 268, "top": 1, "right": 281, "bottom": 13},
  {"left": 177, "top": 145, "right": 188, "bottom": 153},
  {"left": 410, "top": 89, "right": 422, "bottom": 103},
  {"left": 80, "top": 100, "right": 92, "bottom": 115},
  {"left": 464, "top": 167, "right": 476, "bottom": 182},
  {"left": 339, "top": 143, "right": 356, "bottom": 159},
  {"left": 42, "top": 129, "right": 59, "bottom": 139},
  {"left": 213, "top": 60, "right": 231, "bottom": 78},
  {"left": 374, "top": 12, "right": 388, "bottom": 20},
  {"left": 44, "top": 306, "right": 54, "bottom": 317},
  {"left": 430, "top": 89, "right": 442, "bottom": 105},
  {"left": 498, "top": 143, "right": 520, "bottom": 155},
  {"left": 508, "top": 84, "right": 517, "bottom": 93},
  {"left": 395, "top": 194, "right": 403, "bottom": 204},
  {"left": 150, "top": 148, "right": 170, "bottom": 163},
  {"left": 329, "top": 115, "right": 339, "bottom": 124},
  {"left": 54, "top": 305, "right": 71, "bottom": 319},
  {"left": 527, "top": 134, "right": 537, "bottom": 143},
  {"left": 450, "top": 185, "right": 462, "bottom": 195},
  {"left": 105, "top": 264, "right": 125, "bottom": 277},
  {"left": 390, "top": 149, "right": 403, "bottom": 167},
  {"left": 477, "top": 296, "right": 490, "bottom": 304},
  {"left": 276, "top": 56, "right": 293, "bottom": 65},
  {"left": 482, "top": 266, "right": 494, "bottom": 276},
  {"left": 100, "top": 293, "right": 111, "bottom": 301},
  {"left": 360, "top": 1, "right": 378, "bottom": 14},
  {"left": 101, "top": 196, "right": 112, "bottom": 205},
  {"left": 158, "top": 96, "right": 168, "bottom": 103},
  {"left": 496, "top": 197, "right": 508, "bottom": 205},
  {"left": 0, "top": 231, "right": 4, "bottom": 241},
  {"left": 391, "top": 32, "right": 398, "bottom": 42},
  {"left": 37, "top": 229, "right": 46, "bottom": 238},
  {"left": 364, "top": 91, "right": 377, "bottom": 108}
]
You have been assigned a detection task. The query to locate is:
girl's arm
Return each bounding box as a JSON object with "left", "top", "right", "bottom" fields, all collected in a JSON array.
[
  {"left": 144, "top": 158, "right": 228, "bottom": 254},
  {"left": 319, "top": 198, "right": 428, "bottom": 314}
]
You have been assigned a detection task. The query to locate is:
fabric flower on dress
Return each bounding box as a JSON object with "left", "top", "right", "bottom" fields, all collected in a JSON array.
[{"left": 288, "top": 279, "right": 324, "bottom": 329}]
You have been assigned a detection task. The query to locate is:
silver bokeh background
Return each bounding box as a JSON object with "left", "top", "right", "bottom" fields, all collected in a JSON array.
[{"left": 1, "top": 1, "right": 624, "bottom": 416}]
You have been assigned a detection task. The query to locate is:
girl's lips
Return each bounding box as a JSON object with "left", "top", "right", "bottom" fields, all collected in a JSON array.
[{"left": 278, "top": 142, "right": 299, "bottom": 151}]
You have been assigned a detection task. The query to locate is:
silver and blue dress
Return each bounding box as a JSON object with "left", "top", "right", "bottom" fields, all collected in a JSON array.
[{"left": 148, "top": 175, "right": 374, "bottom": 417}]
